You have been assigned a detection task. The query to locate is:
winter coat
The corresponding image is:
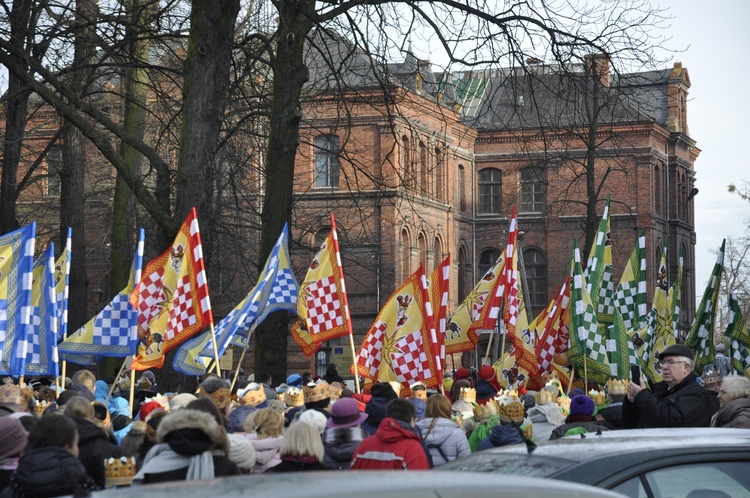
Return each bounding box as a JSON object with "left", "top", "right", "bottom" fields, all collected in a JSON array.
[
  {"left": 711, "top": 397, "right": 750, "bottom": 428},
  {"left": 351, "top": 418, "right": 430, "bottom": 470},
  {"left": 362, "top": 396, "right": 390, "bottom": 435},
  {"left": 596, "top": 402, "right": 625, "bottom": 429},
  {"left": 476, "top": 424, "right": 525, "bottom": 451},
  {"left": 0, "top": 447, "right": 98, "bottom": 498},
  {"left": 475, "top": 380, "right": 499, "bottom": 405},
  {"left": 245, "top": 433, "right": 283, "bottom": 473},
  {"left": 70, "top": 416, "right": 124, "bottom": 488},
  {"left": 549, "top": 415, "right": 610, "bottom": 440},
  {"left": 622, "top": 373, "right": 719, "bottom": 428},
  {"left": 322, "top": 426, "right": 369, "bottom": 469},
  {"left": 134, "top": 409, "right": 238, "bottom": 484},
  {"left": 410, "top": 397, "right": 426, "bottom": 420},
  {"left": 266, "top": 457, "right": 329, "bottom": 473},
  {"left": 415, "top": 418, "right": 470, "bottom": 466}
]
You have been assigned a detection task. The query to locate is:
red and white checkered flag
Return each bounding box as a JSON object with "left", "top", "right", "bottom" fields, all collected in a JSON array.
[
  {"left": 356, "top": 321, "right": 386, "bottom": 377},
  {"left": 391, "top": 330, "right": 432, "bottom": 383}
]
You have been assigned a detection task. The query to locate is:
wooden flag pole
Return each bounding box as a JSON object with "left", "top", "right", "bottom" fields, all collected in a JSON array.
[
  {"left": 105, "top": 357, "right": 129, "bottom": 403},
  {"left": 209, "top": 322, "right": 222, "bottom": 376},
  {"left": 230, "top": 331, "right": 254, "bottom": 393},
  {"left": 128, "top": 368, "right": 136, "bottom": 419},
  {"left": 584, "top": 355, "right": 589, "bottom": 392},
  {"left": 61, "top": 360, "right": 67, "bottom": 390},
  {"left": 499, "top": 319, "right": 507, "bottom": 370},
  {"left": 483, "top": 327, "right": 495, "bottom": 365}
]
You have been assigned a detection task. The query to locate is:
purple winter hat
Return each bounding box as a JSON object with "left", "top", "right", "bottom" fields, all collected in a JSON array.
[{"left": 326, "top": 398, "right": 368, "bottom": 429}]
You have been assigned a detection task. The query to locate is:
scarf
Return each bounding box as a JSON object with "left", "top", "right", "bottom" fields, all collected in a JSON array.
[{"left": 133, "top": 443, "right": 215, "bottom": 482}]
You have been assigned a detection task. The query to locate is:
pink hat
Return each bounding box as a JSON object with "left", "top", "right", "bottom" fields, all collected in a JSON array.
[
  {"left": 0, "top": 416, "right": 28, "bottom": 459},
  {"left": 326, "top": 398, "right": 368, "bottom": 429}
]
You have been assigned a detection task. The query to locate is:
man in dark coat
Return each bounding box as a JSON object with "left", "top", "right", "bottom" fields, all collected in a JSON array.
[{"left": 623, "top": 344, "right": 720, "bottom": 428}]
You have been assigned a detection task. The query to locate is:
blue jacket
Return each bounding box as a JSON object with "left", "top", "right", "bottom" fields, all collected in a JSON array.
[{"left": 477, "top": 424, "right": 525, "bottom": 451}]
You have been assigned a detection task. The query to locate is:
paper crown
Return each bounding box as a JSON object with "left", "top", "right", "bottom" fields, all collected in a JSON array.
[
  {"left": 589, "top": 389, "right": 607, "bottom": 406},
  {"left": 702, "top": 367, "right": 723, "bottom": 385},
  {"left": 327, "top": 382, "right": 343, "bottom": 401},
  {"left": 33, "top": 400, "right": 51, "bottom": 416},
  {"left": 606, "top": 379, "right": 628, "bottom": 396},
  {"left": 239, "top": 384, "right": 266, "bottom": 407},
  {"left": 200, "top": 386, "right": 231, "bottom": 410},
  {"left": 104, "top": 457, "right": 137, "bottom": 487},
  {"left": 502, "top": 401, "right": 525, "bottom": 425},
  {"left": 284, "top": 387, "right": 304, "bottom": 407},
  {"left": 473, "top": 398, "right": 500, "bottom": 421},
  {"left": 0, "top": 384, "right": 27, "bottom": 406},
  {"left": 458, "top": 387, "right": 476, "bottom": 403},
  {"left": 303, "top": 382, "right": 331, "bottom": 404}
]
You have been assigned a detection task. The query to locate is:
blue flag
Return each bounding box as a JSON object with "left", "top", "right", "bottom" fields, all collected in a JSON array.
[
  {"left": 23, "top": 243, "right": 59, "bottom": 376},
  {"left": 0, "top": 223, "right": 37, "bottom": 375}
]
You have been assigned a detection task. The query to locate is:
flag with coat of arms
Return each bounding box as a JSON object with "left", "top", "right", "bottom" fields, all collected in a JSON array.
[
  {"left": 354, "top": 264, "right": 440, "bottom": 389},
  {"left": 0, "top": 223, "right": 36, "bottom": 376},
  {"left": 21, "top": 243, "right": 58, "bottom": 376},
  {"left": 129, "top": 208, "right": 212, "bottom": 370},
  {"left": 59, "top": 229, "right": 144, "bottom": 364},
  {"left": 534, "top": 278, "right": 572, "bottom": 386},
  {"left": 174, "top": 225, "right": 298, "bottom": 375},
  {"left": 427, "top": 255, "right": 450, "bottom": 389},
  {"left": 291, "top": 215, "right": 352, "bottom": 356}
]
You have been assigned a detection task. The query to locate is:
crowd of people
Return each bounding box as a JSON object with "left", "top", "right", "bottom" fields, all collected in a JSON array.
[{"left": 0, "top": 345, "right": 748, "bottom": 496}]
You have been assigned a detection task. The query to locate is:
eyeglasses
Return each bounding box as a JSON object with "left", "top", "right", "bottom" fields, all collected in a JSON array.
[{"left": 659, "top": 359, "right": 687, "bottom": 366}]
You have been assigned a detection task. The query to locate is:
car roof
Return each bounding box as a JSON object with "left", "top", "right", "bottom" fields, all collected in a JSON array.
[{"left": 91, "top": 471, "right": 628, "bottom": 498}]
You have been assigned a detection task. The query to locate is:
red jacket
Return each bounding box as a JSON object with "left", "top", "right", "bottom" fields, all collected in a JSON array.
[{"left": 350, "top": 417, "right": 430, "bottom": 470}]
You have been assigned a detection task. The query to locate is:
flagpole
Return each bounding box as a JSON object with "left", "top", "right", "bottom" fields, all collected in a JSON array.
[
  {"left": 330, "top": 214, "right": 360, "bottom": 394},
  {"left": 483, "top": 327, "right": 495, "bottom": 365},
  {"left": 209, "top": 323, "right": 222, "bottom": 376},
  {"left": 61, "top": 360, "right": 67, "bottom": 391},
  {"left": 128, "top": 368, "right": 136, "bottom": 419},
  {"left": 499, "top": 319, "right": 507, "bottom": 372},
  {"left": 584, "top": 355, "right": 589, "bottom": 391},
  {"left": 105, "top": 358, "right": 129, "bottom": 403},
  {"left": 230, "top": 332, "right": 253, "bottom": 393}
]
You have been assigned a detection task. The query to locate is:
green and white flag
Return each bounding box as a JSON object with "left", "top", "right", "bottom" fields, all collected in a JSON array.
[
  {"left": 685, "top": 240, "right": 725, "bottom": 374},
  {"left": 726, "top": 294, "right": 750, "bottom": 377},
  {"left": 606, "top": 308, "right": 637, "bottom": 379},
  {"left": 568, "top": 239, "right": 611, "bottom": 384},
  {"left": 585, "top": 196, "right": 614, "bottom": 326},
  {"left": 614, "top": 230, "right": 647, "bottom": 333},
  {"left": 669, "top": 245, "right": 684, "bottom": 341}
]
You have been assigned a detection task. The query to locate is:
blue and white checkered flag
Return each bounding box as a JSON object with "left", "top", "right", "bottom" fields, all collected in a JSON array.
[
  {"left": 0, "top": 222, "right": 36, "bottom": 376},
  {"left": 54, "top": 228, "right": 72, "bottom": 341},
  {"left": 23, "top": 243, "right": 59, "bottom": 376},
  {"left": 59, "top": 229, "right": 145, "bottom": 364}
]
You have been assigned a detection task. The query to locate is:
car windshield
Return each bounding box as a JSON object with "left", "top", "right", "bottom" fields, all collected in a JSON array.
[{"left": 440, "top": 453, "right": 576, "bottom": 477}]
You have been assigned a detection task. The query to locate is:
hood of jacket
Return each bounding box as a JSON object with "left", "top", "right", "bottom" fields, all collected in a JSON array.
[
  {"left": 487, "top": 423, "right": 525, "bottom": 447},
  {"left": 374, "top": 417, "right": 421, "bottom": 444},
  {"left": 72, "top": 416, "right": 110, "bottom": 445},
  {"left": 416, "top": 417, "right": 460, "bottom": 446},
  {"left": 364, "top": 396, "right": 390, "bottom": 425},
  {"left": 322, "top": 426, "right": 368, "bottom": 465},
  {"left": 11, "top": 446, "right": 97, "bottom": 496},
  {"left": 156, "top": 408, "right": 223, "bottom": 457}
]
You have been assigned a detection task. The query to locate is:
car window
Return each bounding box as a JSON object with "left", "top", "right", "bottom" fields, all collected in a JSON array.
[
  {"left": 640, "top": 462, "right": 750, "bottom": 498},
  {"left": 611, "top": 476, "right": 647, "bottom": 498}
]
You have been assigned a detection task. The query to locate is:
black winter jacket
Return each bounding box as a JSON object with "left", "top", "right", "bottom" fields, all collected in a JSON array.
[
  {"left": 622, "top": 373, "right": 719, "bottom": 428},
  {"left": 322, "top": 426, "right": 369, "bottom": 469},
  {"left": 0, "top": 447, "right": 98, "bottom": 498},
  {"left": 71, "top": 416, "right": 124, "bottom": 488}
]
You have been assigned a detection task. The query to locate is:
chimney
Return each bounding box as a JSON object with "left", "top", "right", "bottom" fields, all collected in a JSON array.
[{"left": 584, "top": 53, "right": 610, "bottom": 87}]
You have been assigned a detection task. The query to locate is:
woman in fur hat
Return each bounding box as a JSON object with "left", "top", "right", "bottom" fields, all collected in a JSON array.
[
  {"left": 322, "top": 398, "right": 369, "bottom": 470},
  {"left": 133, "top": 408, "right": 238, "bottom": 484}
]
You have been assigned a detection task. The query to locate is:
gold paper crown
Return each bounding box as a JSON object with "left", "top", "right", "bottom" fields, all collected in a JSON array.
[
  {"left": 303, "top": 382, "right": 330, "bottom": 404},
  {"left": 327, "top": 382, "right": 343, "bottom": 401},
  {"left": 589, "top": 389, "right": 607, "bottom": 406},
  {"left": 458, "top": 387, "right": 476, "bottom": 403},
  {"left": 104, "top": 457, "right": 137, "bottom": 487},
  {"left": 702, "top": 368, "right": 723, "bottom": 385},
  {"left": 239, "top": 384, "right": 267, "bottom": 407},
  {"left": 473, "top": 398, "right": 500, "bottom": 421},
  {"left": 284, "top": 387, "right": 304, "bottom": 407},
  {"left": 503, "top": 401, "right": 525, "bottom": 425},
  {"left": 606, "top": 379, "right": 628, "bottom": 396},
  {"left": 34, "top": 400, "right": 51, "bottom": 416}
]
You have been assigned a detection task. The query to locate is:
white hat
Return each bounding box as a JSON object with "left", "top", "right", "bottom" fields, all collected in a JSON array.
[{"left": 227, "top": 434, "right": 256, "bottom": 470}]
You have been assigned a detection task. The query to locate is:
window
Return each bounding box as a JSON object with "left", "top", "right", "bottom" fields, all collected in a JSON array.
[
  {"left": 314, "top": 134, "right": 339, "bottom": 187},
  {"left": 46, "top": 146, "right": 62, "bottom": 197},
  {"left": 523, "top": 248, "right": 547, "bottom": 316},
  {"left": 458, "top": 165, "right": 466, "bottom": 213},
  {"left": 420, "top": 141, "right": 429, "bottom": 195},
  {"left": 520, "top": 167, "right": 544, "bottom": 213},
  {"left": 478, "top": 249, "right": 501, "bottom": 277},
  {"left": 418, "top": 233, "right": 427, "bottom": 270},
  {"left": 478, "top": 168, "right": 502, "bottom": 214},
  {"left": 654, "top": 163, "right": 662, "bottom": 216},
  {"left": 403, "top": 135, "right": 413, "bottom": 189},
  {"left": 435, "top": 147, "right": 444, "bottom": 202},
  {"left": 458, "top": 246, "right": 469, "bottom": 302},
  {"left": 401, "top": 229, "right": 410, "bottom": 281},
  {"left": 612, "top": 462, "right": 750, "bottom": 498}
]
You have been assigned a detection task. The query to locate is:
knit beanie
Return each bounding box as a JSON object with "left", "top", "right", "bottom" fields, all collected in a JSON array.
[
  {"left": 228, "top": 434, "right": 256, "bottom": 470},
  {"left": 478, "top": 365, "right": 495, "bottom": 381},
  {"left": 569, "top": 395, "right": 595, "bottom": 417},
  {"left": 0, "top": 416, "right": 28, "bottom": 459},
  {"left": 454, "top": 368, "right": 471, "bottom": 381},
  {"left": 369, "top": 382, "right": 398, "bottom": 400}
]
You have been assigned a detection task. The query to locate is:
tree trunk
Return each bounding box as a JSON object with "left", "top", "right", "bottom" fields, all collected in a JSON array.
[
  {"left": 0, "top": 0, "right": 33, "bottom": 235},
  {"left": 254, "top": 0, "right": 314, "bottom": 380},
  {"left": 174, "top": 0, "right": 240, "bottom": 258}
]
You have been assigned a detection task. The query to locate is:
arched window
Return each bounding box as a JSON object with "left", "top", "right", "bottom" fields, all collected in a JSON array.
[
  {"left": 523, "top": 247, "right": 547, "bottom": 316},
  {"left": 418, "top": 233, "right": 427, "bottom": 270},
  {"left": 401, "top": 229, "right": 411, "bottom": 281},
  {"left": 478, "top": 168, "right": 502, "bottom": 214},
  {"left": 314, "top": 135, "right": 340, "bottom": 187},
  {"left": 435, "top": 147, "right": 444, "bottom": 202},
  {"left": 520, "top": 167, "right": 544, "bottom": 213},
  {"left": 420, "top": 141, "right": 429, "bottom": 195},
  {"left": 478, "top": 249, "right": 501, "bottom": 277},
  {"left": 403, "top": 135, "right": 413, "bottom": 189},
  {"left": 458, "top": 246, "right": 468, "bottom": 301},
  {"left": 458, "top": 164, "right": 466, "bottom": 213}
]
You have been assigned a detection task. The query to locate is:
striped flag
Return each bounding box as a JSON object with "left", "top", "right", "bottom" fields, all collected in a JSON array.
[
  {"left": 22, "top": 244, "right": 59, "bottom": 376},
  {"left": 685, "top": 240, "right": 725, "bottom": 374},
  {"left": 129, "top": 209, "right": 212, "bottom": 370},
  {"left": 291, "top": 215, "right": 352, "bottom": 356},
  {"left": 606, "top": 308, "right": 637, "bottom": 379},
  {"left": 59, "top": 229, "right": 145, "bottom": 364},
  {"left": 428, "top": 255, "right": 450, "bottom": 388},
  {"left": 585, "top": 197, "right": 615, "bottom": 329},
  {"left": 613, "top": 230, "right": 647, "bottom": 333},
  {"left": 535, "top": 279, "right": 571, "bottom": 379},
  {"left": 568, "top": 239, "right": 611, "bottom": 384},
  {"left": 726, "top": 294, "right": 750, "bottom": 377},
  {"left": 54, "top": 228, "right": 72, "bottom": 340},
  {"left": 174, "top": 225, "right": 298, "bottom": 375},
  {"left": 0, "top": 223, "right": 36, "bottom": 375},
  {"left": 354, "top": 264, "right": 440, "bottom": 389},
  {"left": 638, "top": 243, "right": 675, "bottom": 382}
]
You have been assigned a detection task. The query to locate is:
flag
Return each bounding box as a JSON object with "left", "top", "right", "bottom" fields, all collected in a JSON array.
[
  {"left": 22, "top": 243, "right": 59, "bottom": 376},
  {"left": 613, "top": 229, "right": 647, "bottom": 333},
  {"left": 726, "top": 293, "right": 750, "bottom": 377},
  {"left": 685, "top": 240, "right": 725, "bottom": 374},
  {"left": 427, "top": 255, "right": 450, "bottom": 389},
  {"left": 669, "top": 244, "right": 685, "bottom": 341},
  {"left": 606, "top": 308, "right": 637, "bottom": 379},
  {"left": 174, "top": 225, "right": 299, "bottom": 375},
  {"left": 536, "top": 279, "right": 571, "bottom": 378},
  {"left": 291, "top": 216, "right": 351, "bottom": 356},
  {"left": 129, "top": 208, "right": 212, "bottom": 369},
  {"left": 54, "top": 227, "right": 72, "bottom": 340},
  {"left": 567, "top": 239, "right": 611, "bottom": 384},
  {"left": 585, "top": 197, "right": 615, "bottom": 329},
  {"left": 0, "top": 223, "right": 36, "bottom": 376},
  {"left": 637, "top": 243, "right": 674, "bottom": 382},
  {"left": 354, "top": 264, "right": 439, "bottom": 389},
  {"left": 59, "top": 229, "right": 145, "bottom": 364}
]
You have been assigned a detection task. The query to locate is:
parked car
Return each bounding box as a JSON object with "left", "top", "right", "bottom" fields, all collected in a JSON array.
[
  {"left": 440, "top": 428, "right": 750, "bottom": 498},
  {"left": 90, "top": 470, "right": 627, "bottom": 498}
]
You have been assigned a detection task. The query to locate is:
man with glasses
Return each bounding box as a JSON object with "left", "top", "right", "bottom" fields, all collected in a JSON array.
[{"left": 622, "top": 344, "right": 719, "bottom": 428}]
